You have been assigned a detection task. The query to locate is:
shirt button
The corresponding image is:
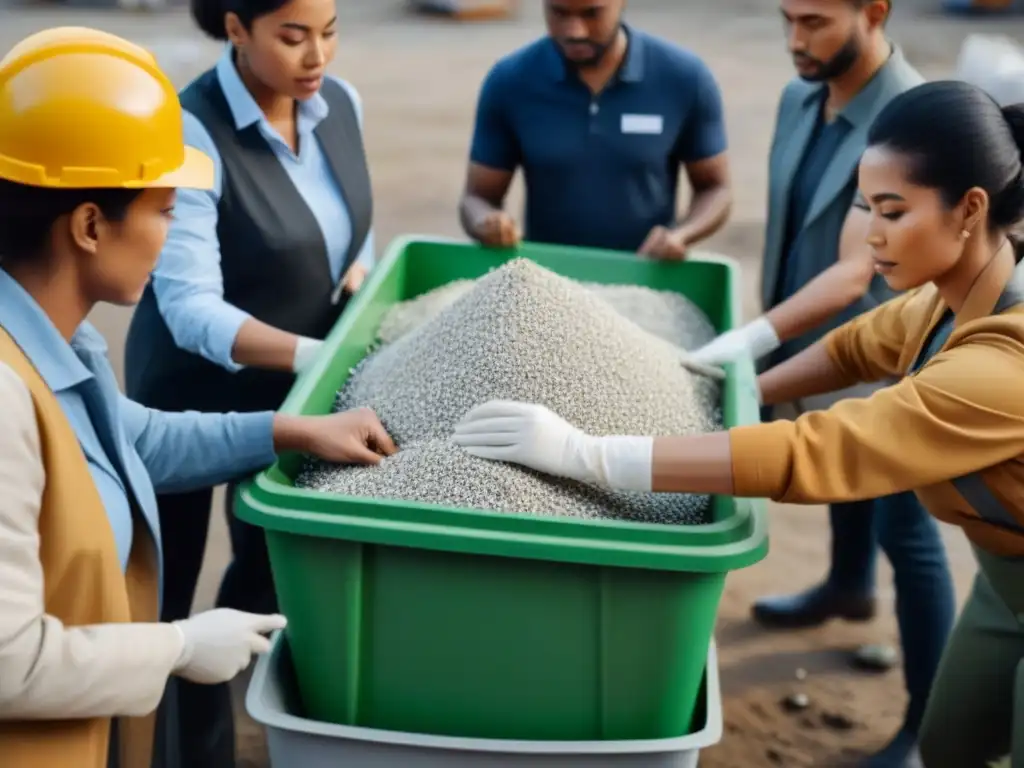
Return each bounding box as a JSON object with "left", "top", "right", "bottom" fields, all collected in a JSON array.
[{"left": 589, "top": 102, "right": 598, "bottom": 116}]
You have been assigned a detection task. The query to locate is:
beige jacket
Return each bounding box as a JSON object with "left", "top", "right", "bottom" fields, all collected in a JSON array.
[{"left": 0, "top": 339, "right": 181, "bottom": 767}]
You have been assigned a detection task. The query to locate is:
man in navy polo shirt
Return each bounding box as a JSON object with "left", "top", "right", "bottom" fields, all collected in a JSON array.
[{"left": 458, "top": 0, "right": 731, "bottom": 258}]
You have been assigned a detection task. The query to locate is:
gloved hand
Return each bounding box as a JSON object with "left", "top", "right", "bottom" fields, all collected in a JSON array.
[
  {"left": 453, "top": 400, "right": 653, "bottom": 492},
  {"left": 292, "top": 336, "right": 324, "bottom": 374},
  {"left": 688, "top": 316, "right": 780, "bottom": 366},
  {"left": 172, "top": 609, "right": 287, "bottom": 685}
]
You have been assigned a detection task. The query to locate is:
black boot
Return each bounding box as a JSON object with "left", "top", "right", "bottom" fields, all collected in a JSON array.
[
  {"left": 861, "top": 728, "right": 922, "bottom": 767},
  {"left": 752, "top": 583, "right": 876, "bottom": 628}
]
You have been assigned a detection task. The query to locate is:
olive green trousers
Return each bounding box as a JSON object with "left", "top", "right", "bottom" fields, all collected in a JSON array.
[{"left": 919, "top": 548, "right": 1024, "bottom": 767}]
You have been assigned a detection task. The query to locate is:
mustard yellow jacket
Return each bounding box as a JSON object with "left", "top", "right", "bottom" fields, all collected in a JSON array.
[{"left": 730, "top": 251, "right": 1024, "bottom": 556}]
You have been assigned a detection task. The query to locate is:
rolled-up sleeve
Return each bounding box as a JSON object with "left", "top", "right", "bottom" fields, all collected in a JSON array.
[
  {"left": 150, "top": 111, "right": 251, "bottom": 373},
  {"left": 119, "top": 396, "right": 277, "bottom": 494},
  {"left": 0, "top": 364, "right": 182, "bottom": 720},
  {"left": 729, "top": 332, "right": 1024, "bottom": 504}
]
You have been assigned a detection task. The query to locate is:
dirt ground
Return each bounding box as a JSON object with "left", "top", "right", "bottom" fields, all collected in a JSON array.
[{"left": 3, "top": 1, "right": 1022, "bottom": 764}]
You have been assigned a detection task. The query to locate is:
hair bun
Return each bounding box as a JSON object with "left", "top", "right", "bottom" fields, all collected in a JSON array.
[
  {"left": 1002, "top": 104, "right": 1024, "bottom": 159},
  {"left": 991, "top": 118, "right": 1024, "bottom": 228},
  {"left": 190, "top": 0, "right": 229, "bottom": 41}
]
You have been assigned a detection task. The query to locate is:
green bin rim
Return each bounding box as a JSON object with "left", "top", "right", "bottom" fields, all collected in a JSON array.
[
  {"left": 238, "top": 481, "right": 768, "bottom": 573},
  {"left": 235, "top": 235, "right": 769, "bottom": 574}
]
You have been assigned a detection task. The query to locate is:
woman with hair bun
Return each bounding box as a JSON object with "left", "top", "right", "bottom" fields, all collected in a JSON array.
[
  {"left": 455, "top": 79, "right": 1024, "bottom": 766},
  {"left": 123, "top": 0, "right": 376, "bottom": 765}
]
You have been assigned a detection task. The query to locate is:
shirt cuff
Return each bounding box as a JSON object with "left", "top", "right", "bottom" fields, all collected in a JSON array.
[
  {"left": 728, "top": 421, "right": 795, "bottom": 500},
  {"left": 229, "top": 411, "right": 279, "bottom": 472},
  {"left": 203, "top": 303, "right": 253, "bottom": 373},
  {"left": 354, "top": 230, "right": 375, "bottom": 269}
]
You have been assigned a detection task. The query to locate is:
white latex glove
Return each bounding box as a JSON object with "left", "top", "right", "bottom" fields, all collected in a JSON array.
[
  {"left": 172, "top": 609, "right": 287, "bottom": 685},
  {"left": 292, "top": 336, "right": 324, "bottom": 374},
  {"left": 452, "top": 400, "right": 653, "bottom": 492},
  {"left": 687, "top": 316, "right": 780, "bottom": 366}
]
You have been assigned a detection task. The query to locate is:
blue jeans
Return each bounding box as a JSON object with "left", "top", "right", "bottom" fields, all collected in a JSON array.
[{"left": 829, "top": 492, "right": 956, "bottom": 731}]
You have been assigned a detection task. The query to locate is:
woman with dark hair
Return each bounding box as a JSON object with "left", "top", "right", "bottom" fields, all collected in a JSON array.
[
  {"left": 123, "top": 0, "right": 375, "bottom": 762},
  {"left": 0, "top": 26, "right": 395, "bottom": 768},
  {"left": 455, "top": 79, "right": 1024, "bottom": 767}
]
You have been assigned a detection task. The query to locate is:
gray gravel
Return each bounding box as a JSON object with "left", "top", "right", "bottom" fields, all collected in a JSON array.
[
  {"left": 376, "top": 279, "right": 476, "bottom": 344},
  {"left": 375, "top": 276, "right": 717, "bottom": 350},
  {"left": 298, "top": 259, "right": 722, "bottom": 525}
]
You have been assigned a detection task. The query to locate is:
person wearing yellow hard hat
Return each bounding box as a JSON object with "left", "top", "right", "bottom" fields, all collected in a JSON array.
[{"left": 0, "top": 27, "right": 397, "bottom": 768}]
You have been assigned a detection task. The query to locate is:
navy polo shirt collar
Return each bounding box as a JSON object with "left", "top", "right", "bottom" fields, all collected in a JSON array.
[{"left": 543, "top": 24, "right": 646, "bottom": 84}]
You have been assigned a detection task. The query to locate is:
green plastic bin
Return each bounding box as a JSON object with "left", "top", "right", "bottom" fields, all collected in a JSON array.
[{"left": 236, "top": 236, "right": 768, "bottom": 742}]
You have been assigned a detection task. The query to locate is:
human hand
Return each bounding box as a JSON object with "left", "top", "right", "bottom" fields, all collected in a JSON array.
[
  {"left": 677, "top": 352, "right": 727, "bottom": 381},
  {"left": 688, "top": 317, "right": 781, "bottom": 366},
  {"left": 172, "top": 609, "right": 286, "bottom": 685},
  {"left": 453, "top": 400, "right": 591, "bottom": 481},
  {"left": 302, "top": 407, "right": 398, "bottom": 465},
  {"left": 638, "top": 225, "right": 687, "bottom": 261},
  {"left": 452, "top": 400, "right": 653, "bottom": 491},
  {"left": 474, "top": 211, "right": 521, "bottom": 248},
  {"left": 342, "top": 263, "right": 368, "bottom": 294}
]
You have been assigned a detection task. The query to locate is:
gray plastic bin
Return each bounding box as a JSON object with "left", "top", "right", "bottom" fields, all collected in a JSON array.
[{"left": 246, "top": 632, "right": 723, "bottom": 767}]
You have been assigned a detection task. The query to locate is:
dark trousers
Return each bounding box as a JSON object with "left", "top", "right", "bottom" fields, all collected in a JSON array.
[
  {"left": 152, "top": 484, "right": 278, "bottom": 768},
  {"left": 828, "top": 491, "right": 956, "bottom": 731},
  {"left": 919, "top": 548, "right": 1024, "bottom": 766}
]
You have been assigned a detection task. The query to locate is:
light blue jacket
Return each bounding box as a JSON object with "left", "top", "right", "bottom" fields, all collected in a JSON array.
[{"left": 0, "top": 268, "right": 278, "bottom": 590}]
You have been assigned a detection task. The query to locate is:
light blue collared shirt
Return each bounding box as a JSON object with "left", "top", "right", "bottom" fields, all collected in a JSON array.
[
  {"left": 0, "top": 269, "right": 278, "bottom": 581},
  {"left": 152, "top": 49, "right": 375, "bottom": 373}
]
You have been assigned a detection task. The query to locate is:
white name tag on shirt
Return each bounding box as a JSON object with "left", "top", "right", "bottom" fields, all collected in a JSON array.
[{"left": 620, "top": 113, "right": 664, "bottom": 135}]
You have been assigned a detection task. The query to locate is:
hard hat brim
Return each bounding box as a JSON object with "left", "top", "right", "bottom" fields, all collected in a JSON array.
[{"left": 142, "top": 146, "right": 214, "bottom": 190}]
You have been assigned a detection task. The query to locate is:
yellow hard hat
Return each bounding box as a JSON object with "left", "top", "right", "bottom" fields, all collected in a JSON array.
[{"left": 0, "top": 27, "right": 212, "bottom": 190}]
